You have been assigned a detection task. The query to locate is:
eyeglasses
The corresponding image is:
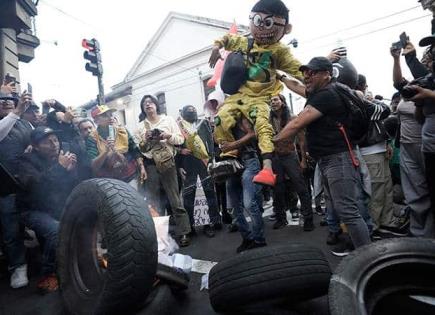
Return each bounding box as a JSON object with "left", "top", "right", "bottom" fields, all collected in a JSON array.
[
  {"left": 0, "top": 100, "right": 15, "bottom": 107},
  {"left": 249, "top": 14, "right": 286, "bottom": 29}
]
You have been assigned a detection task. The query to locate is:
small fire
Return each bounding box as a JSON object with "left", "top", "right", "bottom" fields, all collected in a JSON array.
[{"left": 98, "top": 255, "right": 108, "bottom": 269}]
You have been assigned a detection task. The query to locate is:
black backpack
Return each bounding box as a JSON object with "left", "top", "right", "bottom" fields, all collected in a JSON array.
[
  {"left": 330, "top": 82, "right": 370, "bottom": 145},
  {"left": 220, "top": 38, "right": 254, "bottom": 95}
]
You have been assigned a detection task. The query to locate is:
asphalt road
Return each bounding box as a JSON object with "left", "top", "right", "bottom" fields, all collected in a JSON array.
[{"left": 0, "top": 212, "right": 339, "bottom": 315}]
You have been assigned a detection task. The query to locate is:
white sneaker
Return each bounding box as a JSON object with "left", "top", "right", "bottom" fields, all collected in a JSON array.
[{"left": 10, "top": 264, "right": 29, "bottom": 289}]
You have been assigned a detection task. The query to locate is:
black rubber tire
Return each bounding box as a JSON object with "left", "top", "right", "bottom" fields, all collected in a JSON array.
[
  {"left": 156, "top": 263, "right": 190, "bottom": 290},
  {"left": 58, "top": 178, "right": 158, "bottom": 315},
  {"left": 329, "top": 237, "right": 435, "bottom": 315},
  {"left": 208, "top": 243, "right": 331, "bottom": 313},
  {"left": 137, "top": 284, "right": 176, "bottom": 315}
]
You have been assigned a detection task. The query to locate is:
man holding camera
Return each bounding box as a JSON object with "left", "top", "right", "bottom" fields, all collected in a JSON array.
[{"left": 137, "top": 95, "right": 191, "bottom": 247}]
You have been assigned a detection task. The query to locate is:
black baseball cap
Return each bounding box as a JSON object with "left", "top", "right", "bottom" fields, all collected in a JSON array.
[
  {"left": 30, "top": 126, "right": 58, "bottom": 144},
  {"left": 419, "top": 33, "right": 435, "bottom": 47},
  {"left": 299, "top": 57, "right": 333, "bottom": 74}
]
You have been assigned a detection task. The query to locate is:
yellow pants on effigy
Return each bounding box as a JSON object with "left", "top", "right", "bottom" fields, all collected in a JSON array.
[{"left": 214, "top": 93, "right": 274, "bottom": 157}]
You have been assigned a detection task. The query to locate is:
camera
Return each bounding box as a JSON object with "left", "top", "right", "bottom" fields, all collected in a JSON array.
[
  {"left": 150, "top": 129, "right": 162, "bottom": 139},
  {"left": 400, "top": 73, "right": 435, "bottom": 98}
]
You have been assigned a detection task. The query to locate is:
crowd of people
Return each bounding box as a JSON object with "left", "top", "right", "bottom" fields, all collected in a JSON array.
[{"left": 0, "top": 0, "right": 434, "bottom": 302}]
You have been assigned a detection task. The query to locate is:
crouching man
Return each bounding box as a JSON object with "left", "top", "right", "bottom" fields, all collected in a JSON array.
[{"left": 17, "top": 127, "right": 79, "bottom": 293}]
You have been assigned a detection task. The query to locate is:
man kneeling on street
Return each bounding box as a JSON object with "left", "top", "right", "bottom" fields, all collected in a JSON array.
[{"left": 17, "top": 127, "right": 79, "bottom": 293}]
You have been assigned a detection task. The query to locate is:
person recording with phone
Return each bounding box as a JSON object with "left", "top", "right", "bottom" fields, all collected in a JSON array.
[
  {"left": 0, "top": 77, "right": 33, "bottom": 289},
  {"left": 392, "top": 33, "right": 435, "bottom": 236}
]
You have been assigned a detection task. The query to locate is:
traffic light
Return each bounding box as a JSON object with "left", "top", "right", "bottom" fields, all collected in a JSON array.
[{"left": 82, "top": 38, "right": 103, "bottom": 77}]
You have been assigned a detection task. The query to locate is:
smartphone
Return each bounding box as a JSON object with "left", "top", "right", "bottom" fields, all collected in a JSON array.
[
  {"left": 27, "top": 83, "right": 33, "bottom": 95},
  {"left": 392, "top": 41, "right": 402, "bottom": 50},
  {"left": 399, "top": 32, "right": 409, "bottom": 48}
]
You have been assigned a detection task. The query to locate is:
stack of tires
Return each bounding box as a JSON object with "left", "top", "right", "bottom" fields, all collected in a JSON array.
[{"left": 208, "top": 243, "right": 332, "bottom": 314}]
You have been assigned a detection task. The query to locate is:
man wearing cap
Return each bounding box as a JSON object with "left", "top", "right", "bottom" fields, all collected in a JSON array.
[
  {"left": 0, "top": 83, "right": 32, "bottom": 289},
  {"left": 17, "top": 126, "right": 79, "bottom": 293},
  {"left": 86, "top": 105, "right": 146, "bottom": 187},
  {"left": 274, "top": 57, "right": 371, "bottom": 254}
]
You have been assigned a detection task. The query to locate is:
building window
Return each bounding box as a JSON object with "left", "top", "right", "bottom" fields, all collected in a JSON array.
[
  {"left": 156, "top": 92, "right": 166, "bottom": 115},
  {"left": 202, "top": 77, "right": 215, "bottom": 101}
]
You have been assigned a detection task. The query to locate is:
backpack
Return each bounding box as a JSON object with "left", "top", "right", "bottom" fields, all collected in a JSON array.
[
  {"left": 330, "top": 82, "right": 370, "bottom": 145},
  {"left": 220, "top": 38, "right": 254, "bottom": 95}
]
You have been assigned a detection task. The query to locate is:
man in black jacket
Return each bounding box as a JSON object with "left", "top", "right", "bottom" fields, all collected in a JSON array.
[
  {"left": 0, "top": 89, "right": 32, "bottom": 289},
  {"left": 17, "top": 126, "right": 79, "bottom": 294}
]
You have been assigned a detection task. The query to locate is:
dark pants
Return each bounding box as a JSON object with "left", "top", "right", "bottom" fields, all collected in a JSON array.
[
  {"left": 0, "top": 195, "right": 26, "bottom": 271},
  {"left": 319, "top": 151, "right": 371, "bottom": 248},
  {"left": 182, "top": 158, "right": 221, "bottom": 227},
  {"left": 424, "top": 152, "right": 435, "bottom": 225},
  {"left": 144, "top": 165, "right": 191, "bottom": 236},
  {"left": 272, "top": 152, "right": 313, "bottom": 221},
  {"left": 21, "top": 210, "right": 58, "bottom": 275}
]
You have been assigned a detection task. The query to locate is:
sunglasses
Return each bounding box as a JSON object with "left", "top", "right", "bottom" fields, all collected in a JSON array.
[
  {"left": 249, "top": 14, "right": 286, "bottom": 29},
  {"left": 0, "top": 100, "right": 15, "bottom": 107}
]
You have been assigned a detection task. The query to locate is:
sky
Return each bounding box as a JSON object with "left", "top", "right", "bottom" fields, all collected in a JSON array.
[{"left": 20, "top": 0, "right": 433, "bottom": 111}]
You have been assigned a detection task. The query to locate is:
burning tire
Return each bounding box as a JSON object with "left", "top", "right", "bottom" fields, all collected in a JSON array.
[
  {"left": 329, "top": 238, "right": 435, "bottom": 315},
  {"left": 58, "top": 178, "right": 158, "bottom": 315}
]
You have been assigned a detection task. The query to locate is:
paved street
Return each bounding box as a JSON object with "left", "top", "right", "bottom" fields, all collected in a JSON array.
[{"left": 0, "top": 211, "right": 339, "bottom": 315}]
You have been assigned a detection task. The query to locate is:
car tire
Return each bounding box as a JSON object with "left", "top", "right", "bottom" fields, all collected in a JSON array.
[
  {"left": 329, "top": 237, "right": 435, "bottom": 315},
  {"left": 137, "top": 284, "right": 176, "bottom": 315},
  {"left": 58, "top": 178, "right": 158, "bottom": 315},
  {"left": 208, "top": 243, "right": 331, "bottom": 313}
]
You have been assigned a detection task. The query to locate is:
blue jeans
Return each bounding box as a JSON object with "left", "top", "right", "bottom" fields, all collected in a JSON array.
[
  {"left": 319, "top": 151, "right": 371, "bottom": 247},
  {"left": 227, "top": 157, "right": 265, "bottom": 243},
  {"left": 21, "top": 211, "right": 59, "bottom": 275},
  {"left": 0, "top": 195, "right": 26, "bottom": 271}
]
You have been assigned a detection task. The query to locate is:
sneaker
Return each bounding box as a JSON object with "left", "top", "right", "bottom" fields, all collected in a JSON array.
[
  {"left": 37, "top": 274, "right": 58, "bottom": 294},
  {"left": 371, "top": 230, "right": 383, "bottom": 241},
  {"left": 290, "top": 211, "right": 299, "bottom": 221},
  {"left": 268, "top": 214, "right": 277, "bottom": 221},
  {"left": 203, "top": 225, "right": 216, "bottom": 238},
  {"left": 326, "top": 230, "right": 342, "bottom": 245},
  {"left": 303, "top": 219, "right": 315, "bottom": 231},
  {"left": 330, "top": 241, "right": 354, "bottom": 257},
  {"left": 253, "top": 169, "right": 276, "bottom": 186},
  {"left": 315, "top": 206, "right": 324, "bottom": 216},
  {"left": 10, "top": 264, "right": 29, "bottom": 289},
  {"left": 273, "top": 219, "right": 288, "bottom": 230},
  {"left": 236, "top": 239, "right": 254, "bottom": 253}
]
